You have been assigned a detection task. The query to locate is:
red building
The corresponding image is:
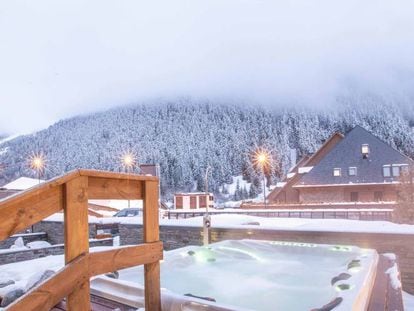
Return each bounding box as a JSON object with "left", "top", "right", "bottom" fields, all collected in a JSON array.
[{"left": 174, "top": 192, "right": 214, "bottom": 209}]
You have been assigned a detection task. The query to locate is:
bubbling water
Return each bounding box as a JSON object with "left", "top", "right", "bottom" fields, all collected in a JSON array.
[{"left": 118, "top": 240, "right": 375, "bottom": 311}]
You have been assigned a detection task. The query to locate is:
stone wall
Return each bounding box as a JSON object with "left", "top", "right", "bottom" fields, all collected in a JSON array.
[
  {"left": 0, "top": 238, "right": 113, "bottom": 265},
  {"left": 0, "top": 232, "right": 47, "bottom": 249},
  {"left": 118, "top": 224, "right": 202, "bottom": 250},
  {"left": 33, "top": 221, "right": 414, "bottom": 294},
  {"left": 33, "top": 221, "right": 96, "bottom": 244}
]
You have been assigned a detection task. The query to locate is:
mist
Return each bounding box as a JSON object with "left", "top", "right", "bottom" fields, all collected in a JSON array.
[{"left": 1, "top": 0, "right": 414, "bottom": 134}]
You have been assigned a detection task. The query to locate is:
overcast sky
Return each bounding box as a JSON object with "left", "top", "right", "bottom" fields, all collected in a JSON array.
[{"left": 1, "top": 0, "right": 414, "bottom": 134}]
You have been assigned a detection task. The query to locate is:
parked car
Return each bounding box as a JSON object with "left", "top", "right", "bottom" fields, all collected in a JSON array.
[{"left": 113, "top": 208, "right": 142, "bottom": 217}]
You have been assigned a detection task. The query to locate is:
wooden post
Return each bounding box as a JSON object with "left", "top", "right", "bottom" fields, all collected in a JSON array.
[
  {"left": 64, "top": 176, "right": 90, "bottom": 311},
  {"left": 143, "top": 180, "right": 161, "bottom": 311}
]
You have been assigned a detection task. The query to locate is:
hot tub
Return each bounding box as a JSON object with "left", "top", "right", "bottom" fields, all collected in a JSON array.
[{"left": 91, "top": 239, "right": 378, "bottom": 310}]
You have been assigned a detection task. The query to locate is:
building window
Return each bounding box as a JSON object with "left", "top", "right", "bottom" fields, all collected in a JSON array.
[
  {"left": 333, "top": 168, "right": 341, "bottom": 177},
  {"left": 350, "top": 192, "right": 359, "bottom": 202},
  {"left": 383, "top": 165, "right": 391, "bottom": 177},
  {"left": 175, "top": 196, "right": 183, "bottom": 209},
  {"left": 374, "top": 191, "right": 383, "bottom": 202},
  {"left": 348, "top": 167, "right": 357, "bottom": 176},
  {"left": 199, "top": 196, "right": 207, "bottom": 208},
  {"left": 392, "top": 165, "right": 400, "bottom": 177},
  {"left": 190, "top": 196, "right": 197, "bottom": 209},
  {"left": 361, "top": 144, "right": 370, "bottom": 158}
]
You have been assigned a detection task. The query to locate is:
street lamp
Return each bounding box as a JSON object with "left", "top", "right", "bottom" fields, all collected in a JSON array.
[
  {"left": 29, "top": 153, "right": 46, "bottom": 184},
  {"left": 254, "top": 149, "right": 270, "bottom": 208},
  {"left": 120, "top": 151, "right": 137, "bottom": 208},
  {"left": 121, "top": 152, "right": 136, "bottom": 172},
  {"left": 28, "top": 152, "right": 46, "bottom": 233},
  {"left": 203, "top": 166, "right": 211, "bottom": 246}
]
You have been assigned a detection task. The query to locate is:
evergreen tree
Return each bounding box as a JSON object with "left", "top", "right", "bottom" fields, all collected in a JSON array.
[
  {"left": 233, "top": 179, "right": 241, "bottom": 201},
  {"left": 241, "top": 185, "right": 248, "bottom": 200}
]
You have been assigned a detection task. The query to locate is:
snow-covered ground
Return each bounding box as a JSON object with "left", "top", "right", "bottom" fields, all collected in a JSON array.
[
  {"left": 44, "top": 213, "right": 414, "bottom": 234},
  {"left": 225, "top": 176, "right": 252, "bottom": 194},
  {"left": 0, "top": 246, "right": 114, "bottom": 306},
  {"left": 403, "top": 291, "right": 414, "bottom": 310}
]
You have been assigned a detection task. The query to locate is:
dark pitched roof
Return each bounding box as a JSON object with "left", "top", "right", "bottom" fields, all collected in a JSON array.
[
  {"left": 296, "top": 126, "right": 413, "bottom": 186},
  {"left": 267, "top": 132, "right": 344, "bottom": 200}
]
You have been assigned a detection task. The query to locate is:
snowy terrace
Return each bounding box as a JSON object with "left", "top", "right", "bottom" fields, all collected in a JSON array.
[
  {"left": 41, "top": 213, "right": 414, "bottom": 235},
  {"left": 2, "top": 170, "right": 414, "bottom": 310}
]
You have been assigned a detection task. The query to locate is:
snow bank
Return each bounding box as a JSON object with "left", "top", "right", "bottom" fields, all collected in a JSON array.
[
  {"left": 43, "top": 212, "right": 414, "bottom": 235},
  {"left": 157, "top": 214, "right": 414, "bottom": 235},
  {"left": 26, "top": 241, "right": 52, "bottom": 249},
  {"left": 403, "top": 291, "right": 414, "bottom": 310},
  {"left": 386, "top": 263, "right": 402, "bottom": 290}
]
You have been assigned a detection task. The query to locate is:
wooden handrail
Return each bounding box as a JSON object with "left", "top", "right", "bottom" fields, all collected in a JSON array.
[
  {"left": 88, "top": 242, "right": 163, "bottom": 276},
  {"left": 0, "top": 169, "right": 162, "bottom": 311}
]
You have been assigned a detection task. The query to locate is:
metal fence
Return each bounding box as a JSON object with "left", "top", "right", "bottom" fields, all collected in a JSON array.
[{"left": 165, "top": 209, "right": 393, "bottom": 221}]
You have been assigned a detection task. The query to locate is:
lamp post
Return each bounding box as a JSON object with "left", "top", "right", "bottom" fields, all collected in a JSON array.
[
  {"left": 29, "top": 153, "right": 46, "bottom": 184},
  {"left": 29, "top": 153, "right": 46, "bottom": 232},
  {"left": 121, "top": 151, "right": 136, "bottom": 208},
  {"left": 254, "top": 149, "right": 270, "bottom": 208},
  {"left": 203, "top": 165, "right": 211, "bottom": 246}
]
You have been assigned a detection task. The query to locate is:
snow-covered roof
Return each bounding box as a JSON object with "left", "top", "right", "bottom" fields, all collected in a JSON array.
[
  {"left": 298, "top": 166, "right": 313, "bottom": 174},
  {"left": 276, "top": 182, "right": 287, "bottom": 187},
  {"left": 286, "top": 172, "right": 296, "bottom": 179},
  {"left": 2, "top": 177, "right": 45, "bottom": 190},
  {"left": 174, "top": 192, "right": 214, "bottom": 196}
]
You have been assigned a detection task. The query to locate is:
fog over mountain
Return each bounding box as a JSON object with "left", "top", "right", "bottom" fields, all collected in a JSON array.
[
  {"left": 1, "top": 1, "right": 414, "bottom": 134},
  {"left": 0, "top": 98, "right": 413, "bottom": 198}
]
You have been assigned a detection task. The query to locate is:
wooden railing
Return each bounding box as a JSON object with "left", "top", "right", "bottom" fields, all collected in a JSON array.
[{"left": 0, "top": 169, "right": 163, "bottom": 311}]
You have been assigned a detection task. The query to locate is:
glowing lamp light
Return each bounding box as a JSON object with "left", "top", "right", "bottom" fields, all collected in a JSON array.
[
  {"left": 257, "top": 153, "right": 267, "bottom": 164},
  {"left": 123, "top": 154, "right": 134, "bottom": 167},
  {"left": 252, "top": 148, "right": 272, "bottom": 208},
  {"left": 29, "top": 153, "right": 46, "bottom": 174},
  {"left": 32, "top": 157, "right": 43, "bottom": 169},
  {"left": 121, "top": 151, "right": 137, "bottom": 171},
  {"left": 253, "top": 149, "right": 271, "bottom": 169}
]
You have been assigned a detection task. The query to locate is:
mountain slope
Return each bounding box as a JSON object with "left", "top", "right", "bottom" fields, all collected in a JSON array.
[{"left": 0, "top": 99, "right": 413, "bottom": 197}]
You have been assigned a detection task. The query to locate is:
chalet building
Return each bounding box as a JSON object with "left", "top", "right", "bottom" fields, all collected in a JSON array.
[
  {"left": 0, "top": 177, "right": 44, "bottom": 199},
  {"left": 267, "top": 126, "right": 414, "bottom": 205},
  {"left": 174, "top": 192, "right": 214, "bottom": 209}
]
